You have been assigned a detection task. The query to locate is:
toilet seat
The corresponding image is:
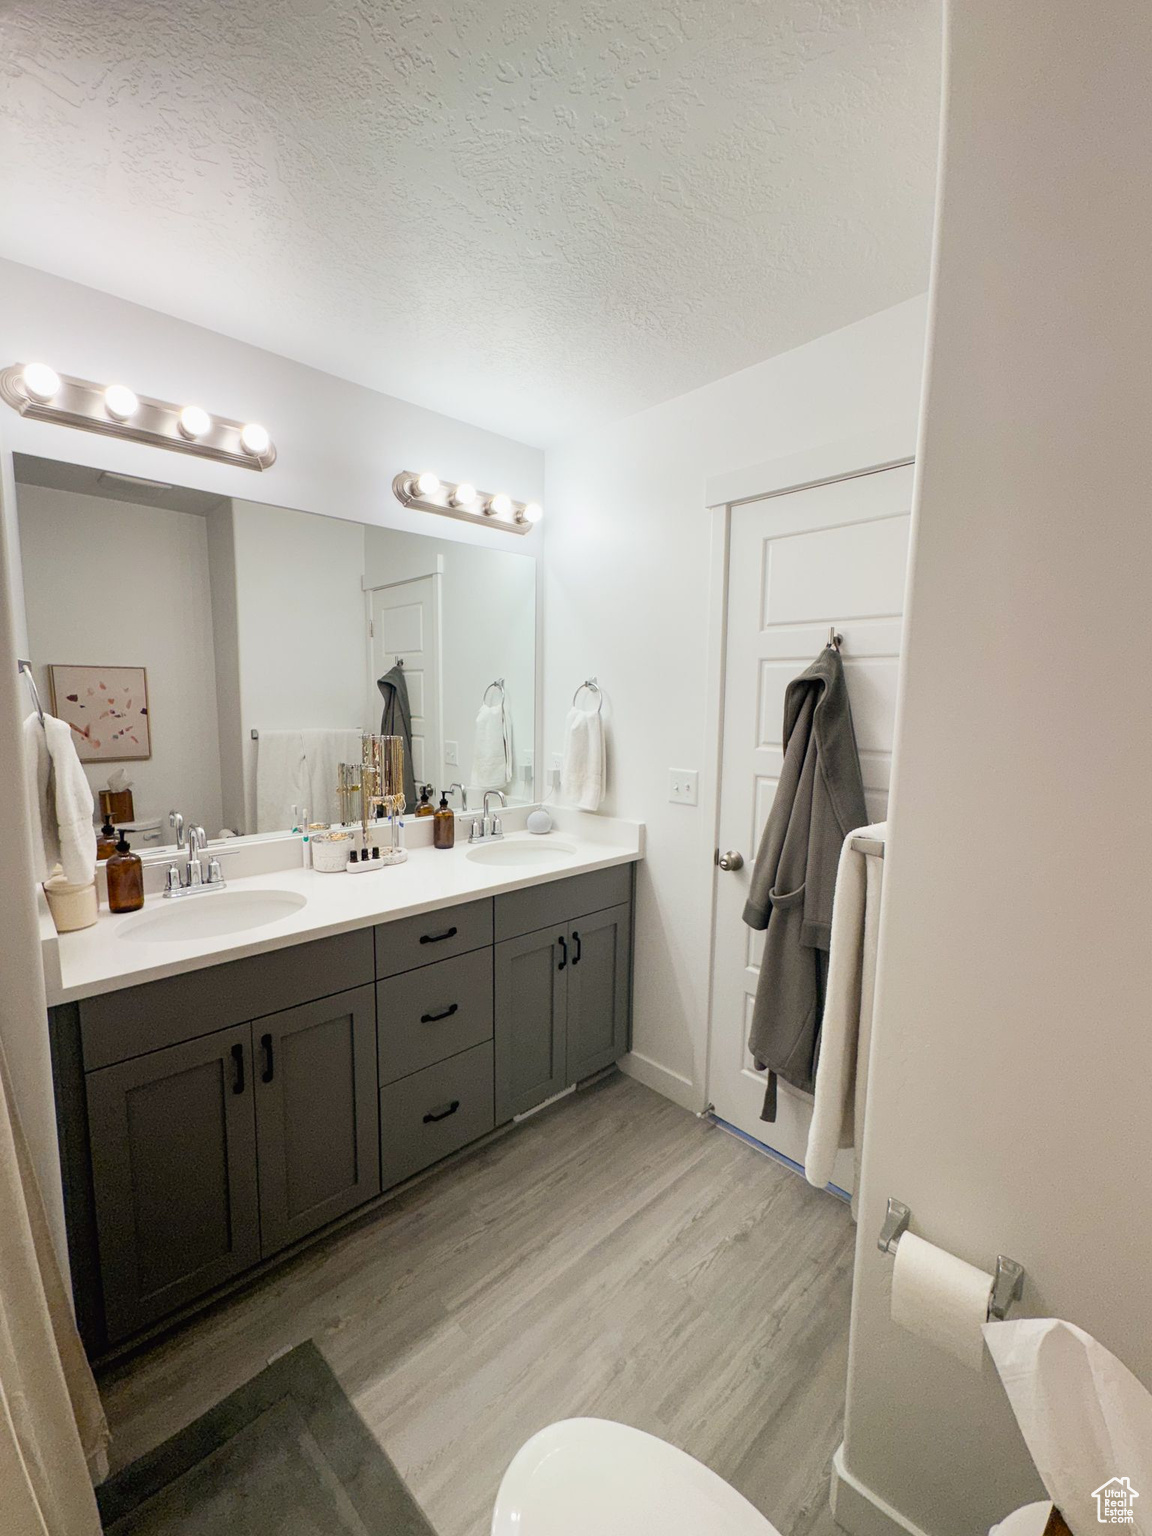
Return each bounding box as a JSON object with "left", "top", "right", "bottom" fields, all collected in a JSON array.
[{"left": 491, "top": 1417, "right": 779, "bottom": 1536}]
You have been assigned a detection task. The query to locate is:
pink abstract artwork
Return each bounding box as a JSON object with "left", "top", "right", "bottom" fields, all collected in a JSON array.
[{"left": 48, "top": 665, "right": 151, "bottom": 762}]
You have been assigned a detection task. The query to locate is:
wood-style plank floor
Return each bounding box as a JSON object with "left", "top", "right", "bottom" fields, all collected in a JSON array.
[{"left": 97, "top": 1073, "right": 856, "bottom": 1536}]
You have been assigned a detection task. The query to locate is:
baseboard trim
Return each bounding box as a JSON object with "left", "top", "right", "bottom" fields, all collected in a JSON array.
[
  {"left": 618, "top": 1051, "right": 700, "bottom": 1112},
  {"left": 831, "top": 1446, "right": 933, "bottom": 1536}
]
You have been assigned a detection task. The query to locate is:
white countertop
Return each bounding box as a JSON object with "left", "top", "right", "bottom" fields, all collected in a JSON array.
[{"left": 44, "top": 810, "right": 644, "bottom": 1006}]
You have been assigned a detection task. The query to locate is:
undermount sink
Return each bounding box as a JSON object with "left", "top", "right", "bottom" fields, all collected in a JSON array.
[
  {"left": 117, "top": 889, "right": 307, "bottom": 943},
  {"left": 466, "top": 838, "right": 578, "bottom": 868}
]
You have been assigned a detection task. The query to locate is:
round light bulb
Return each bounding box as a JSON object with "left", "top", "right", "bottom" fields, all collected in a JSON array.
[
  {"left": 450, "top": 481, "right": 477, "bottom": 508},
  {"left": 239, "top": 421, "right": 270, "bottom": 456},
  {"left": 414, "top": 471, "right": 441, "bottom": 497},
  {"left": 22, "top": 363, "right": 61, "bottom": 403},
  {"left": 520, "top": 501, "right": 543, "bottom": 524},
  {"left": 487, "top": 492, "right": 512, "bottom": 518},
  {"left": 104, "top": 384, "right": 139, "bottom": 422},
  {"left": 178, "top": 404, "right": 211, "bottom": 440}
]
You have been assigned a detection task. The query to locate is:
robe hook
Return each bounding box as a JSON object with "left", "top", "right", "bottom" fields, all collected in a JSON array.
[{"left": 828, "top": 627, "right": 843, "bottom": 652}]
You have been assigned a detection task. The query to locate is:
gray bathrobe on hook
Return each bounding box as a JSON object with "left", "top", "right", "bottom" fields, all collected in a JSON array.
[
  {"left": 743, "top": 646, "right": 867, "bottom": 1121},
  {"left": 377, "top": 664, "right": 418, "bottom": 810}
]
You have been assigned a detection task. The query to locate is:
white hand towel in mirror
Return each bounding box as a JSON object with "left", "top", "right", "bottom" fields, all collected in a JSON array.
[
  {"left": 24, "top": 713, "right": 97, "bottom": 886},
  {"left": 472, "top": 702, "right": 512, "bottom": 790},
  {"left": 256, "top": 730, "right": 308, "bottom": 833},
  {"left": 560, "top": 706, "right": 605, "bottom": 812}
]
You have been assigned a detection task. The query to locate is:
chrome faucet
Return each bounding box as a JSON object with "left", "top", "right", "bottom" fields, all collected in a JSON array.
[
  {"left": 163, "top": 823, "right": 226, "bottom": 898},
  {"left": 168, "top": 809, "right": 186, "bottom": 850},
  {"left": 447, "top": 781, "right": 469, "bottom": 811},
  {"left": 481, "top": 790, "right": 506, "bottom": 840}
]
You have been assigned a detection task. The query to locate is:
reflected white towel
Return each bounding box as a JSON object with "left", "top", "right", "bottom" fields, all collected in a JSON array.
[
  {"left": 255, "top": 731, "right": 308, "bottom": 833},
  {"left": 301, "top": 729, "right": 363, "bottom": 824},
  {"left": 23, "top": 713, "right": 97, "bottom": 886},
  {"left": 472, "top": 701, "right": 512, "bottom": 790},
  {"left": 805, "top": 820, "right": 886, "bottom": 1210},
  {"left": 560, "top": 706, "right": 605, "bottom": 812}
]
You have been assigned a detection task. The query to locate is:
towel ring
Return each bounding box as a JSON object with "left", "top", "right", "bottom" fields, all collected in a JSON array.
[
  {"left": 572, "top": 677, "right": 603, "bottom": 715},
  {"left": 483, "top": 678, "right": 506, "bottom": 705}
]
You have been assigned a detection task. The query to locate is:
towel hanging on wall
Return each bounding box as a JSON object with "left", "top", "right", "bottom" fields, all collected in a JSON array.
[
  {"left": 561, "top": 680, "right": 606, "bottom": 811},
  {"left": 472, "top": 680, "right": 512, "bottom": 789}
]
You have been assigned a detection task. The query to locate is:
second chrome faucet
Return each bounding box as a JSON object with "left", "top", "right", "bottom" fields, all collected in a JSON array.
[
  {"left": 469, "top": 789, "right": 506, "bottom": 842},
  {"left": 164, "top": 817, "right": 226, "bottom": 898}
]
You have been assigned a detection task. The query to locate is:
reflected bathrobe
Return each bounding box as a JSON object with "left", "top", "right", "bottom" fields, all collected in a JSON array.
[{"left": 742, "top": 646, "right": 867, "bottom": 1121}]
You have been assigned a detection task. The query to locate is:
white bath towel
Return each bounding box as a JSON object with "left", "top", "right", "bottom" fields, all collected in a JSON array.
[
  {"left": 471, "top": 701, "right": 512, "bottom": 790},
  {"left": 300, "top": 729, "right": 364, "bottom": 824},
  {"left": 805, "top": 820, "right": 887, "bottom": 1211},
  {"left": 255, "top": 730, "right": 309, "bottom": 833},
  {"left": 23, "top": 713, "right": 97, "bottom": 886},
  {"left": 560, "top": 705, "right": 605, "bottom": 812}
]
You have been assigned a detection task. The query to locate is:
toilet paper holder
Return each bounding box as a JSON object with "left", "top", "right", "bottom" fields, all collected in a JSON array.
[{"left": 878, "top": 1198, "right": 1026, "bottom": 1321}]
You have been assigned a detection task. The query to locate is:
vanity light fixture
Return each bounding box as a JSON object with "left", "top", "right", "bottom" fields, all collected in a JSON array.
[
  {"left": 392, "top": 470, "right": 540, "bottom": 536},
  {"left": 103, "top": 384, "right": 139, "bottom": 422},
  {"left": 21, "top": 363, "right": 61, "bottom": 403},
  {"left": 0, "top": 364, "right": 276, "bottom": 470}
]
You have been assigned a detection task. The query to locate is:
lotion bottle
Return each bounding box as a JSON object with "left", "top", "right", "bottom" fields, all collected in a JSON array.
[
  {"left": 433, "top": 791, "right": 455, "bottom": 850},
  {"left": 106, "top": 831, "right": 144, "bottom": 913}
]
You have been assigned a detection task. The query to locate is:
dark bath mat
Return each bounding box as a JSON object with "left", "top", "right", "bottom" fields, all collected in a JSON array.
[{"left": 97, "top": 1341, "right": 436, "bottom": 1535}]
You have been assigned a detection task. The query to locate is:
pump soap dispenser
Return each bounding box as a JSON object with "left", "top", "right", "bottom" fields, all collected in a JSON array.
[{"left": 433, "top": 791, "right": 455, "bottom": 849}]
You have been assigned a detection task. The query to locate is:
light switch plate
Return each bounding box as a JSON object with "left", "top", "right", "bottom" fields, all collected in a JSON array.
[
  {"left": 444, "top": 741, "right": 459, "bottom": 766},
  {"left": 668, "top": 769, "right": 699, "bottom": 805}
]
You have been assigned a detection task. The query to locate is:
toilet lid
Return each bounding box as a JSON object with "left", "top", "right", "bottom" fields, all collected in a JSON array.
[{"left": 492, "top": 1418, "right": 779, "bottom": 1536}]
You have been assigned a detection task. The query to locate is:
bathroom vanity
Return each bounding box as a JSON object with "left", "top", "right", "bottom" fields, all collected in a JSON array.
[{"left": 45, "top": 821, "right": 642, "bottom": 1356}]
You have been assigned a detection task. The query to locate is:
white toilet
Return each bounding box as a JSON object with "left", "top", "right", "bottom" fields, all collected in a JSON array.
[
  {"left": 492, "top": 1418, "right": 1056, "bottom": 1536},
  {"left": 491, "top": 1418, "right": 778, "bottom": 1536}
]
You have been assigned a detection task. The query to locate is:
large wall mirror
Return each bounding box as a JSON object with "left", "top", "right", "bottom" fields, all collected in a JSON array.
[{"left": 13, "top": 454, "right": 537, "bottom": 848}]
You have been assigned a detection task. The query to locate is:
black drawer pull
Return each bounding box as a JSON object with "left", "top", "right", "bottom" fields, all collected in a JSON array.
[
  {"left": 420, "top": 1003, "right": 460, "bottom": 1024},
  {"left": 231, "top": 1042, "right": 245, "bottom": 1094},
  {"left": 260, "top": 1032, "right": 274, "bottom": 1084},
  {"left": 423, "top": 1099, "right": 460, "bottom": 1124},
  {"left": 557, "top": 935, "right": 568, "bottom": 970},
  {"left": 419, "top": 925, "right": 458, "bottom": 945},
  {"left": 572, "top": 930, "right": 582, "bottom": 965}
]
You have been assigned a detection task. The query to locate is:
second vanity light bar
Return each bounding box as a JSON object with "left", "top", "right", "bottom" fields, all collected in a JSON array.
[
  {"left": 0, "top": 363, "right": 276, "bottom": 470},
  {"left": 393, "top": 470, "right": 542, "bottom": 535}
]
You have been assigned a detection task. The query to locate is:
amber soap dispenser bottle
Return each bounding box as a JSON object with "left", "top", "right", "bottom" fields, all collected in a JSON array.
[
  {"left": 433, "top": 791, "right": 455, "bottom": 849},
  {"left": 106, "top": 830, "right": 145, "bottom": 913}
]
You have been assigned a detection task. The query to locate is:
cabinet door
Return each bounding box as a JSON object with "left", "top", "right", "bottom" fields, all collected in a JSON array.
[
  {"left": 254, "top": 985, "right": 380, "bottom": 1258},
  {"left": 87, "top": 1023, "right": 259, "bottom": 1343},
  {"left": 494, "top": 927, "right": 568, "bottom": 1122},
  {"left": 566, "top": 903, "right": 633, "bottom": 1082}
]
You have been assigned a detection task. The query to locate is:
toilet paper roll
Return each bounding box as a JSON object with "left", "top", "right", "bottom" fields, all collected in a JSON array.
[{"left": 891, "top": 1231, "right": 993, "bottom": 1371}]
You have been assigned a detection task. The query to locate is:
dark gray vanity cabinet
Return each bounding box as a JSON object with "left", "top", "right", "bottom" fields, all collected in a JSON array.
[
  {"left": 494, "top": 928, "right": 568, "bottom": 1121},
  {"left": 253, "top": 985, "right": 379, "bottom": 1258},
  {"left": 493, "top": 866, "right": 634, "bottom": 1123},
  {"left": 86, "top": 1023, "right": 261, "bottom": 1342},
  {"left": 53, "top": 865, "right": 634, "bottom": 1354},
  {"left": 565, "top": 902, "right": 632, "bottom": 1083}
]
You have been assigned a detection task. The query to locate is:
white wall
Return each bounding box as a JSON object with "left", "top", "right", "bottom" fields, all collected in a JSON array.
[
  {"left": 230, "top": 500, "right": 367, "bottom": 831},
  {"left": 16, "top": 482, "right": 224, "bottom": 833},
  {"left": 364, "top": 526, "right": 536, "bottom": 801},
  {"left": 839, "top": 6, "right": 1152, "bottom": 1534},
  {"left": 542, "top": 296, "right": 928, "bottom": 1108}
]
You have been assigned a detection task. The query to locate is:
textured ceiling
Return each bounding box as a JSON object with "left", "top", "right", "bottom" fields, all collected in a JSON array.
[{"left": 0, "top": 1, "right": 940, "bottom": 446}]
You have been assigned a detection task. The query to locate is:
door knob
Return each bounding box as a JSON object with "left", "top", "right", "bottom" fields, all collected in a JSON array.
[{"left": 717, "top": 850, "right": 745, "bottom": 871}]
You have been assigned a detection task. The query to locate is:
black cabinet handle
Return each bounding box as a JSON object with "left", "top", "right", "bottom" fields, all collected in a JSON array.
[
  {"left": 572, "top": 931, "right": 582, "bottom": 965},
  {"left": 419, "top": 925, "right": 458, "bottom": 945},
  {"left": 261, "top": 1032, "right": 274, "bottom": 1084},
  {"left": 231, "top": 1042, "right": 245, "bottom": 1094},
  {"left": 558, "top": 935, "right": 568, "bottom": 970},
  {"left": 423, "top": 1099, "right": 460, "bottom": 1124},
  {"left": 420, "top": 1003, "right": 460, "bottom": 1024}
]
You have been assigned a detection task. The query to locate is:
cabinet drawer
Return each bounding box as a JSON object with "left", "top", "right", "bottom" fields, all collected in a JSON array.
[
  {"left": 80, "top": 930, "right": 374, "bottom": 1072},
  {"left": 374, "top": 899, "right": 493, "bottom": 978},
  {"left": 493, "top": 864, "right": 633, "bottom": 942},
  {"left": 379, "top": 1042, "right": 494, "bottom": 1189},
  {"left": 376, "top": 950, "right": 493, "bottom": 1085}
]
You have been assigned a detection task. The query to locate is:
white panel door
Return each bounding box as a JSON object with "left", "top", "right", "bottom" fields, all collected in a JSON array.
[
  {"left": 369, "top": 574, "right": 442, "bottom": 791},
  {"left": 706, "top": 464, "right": 912, "bottom": 1191}
]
